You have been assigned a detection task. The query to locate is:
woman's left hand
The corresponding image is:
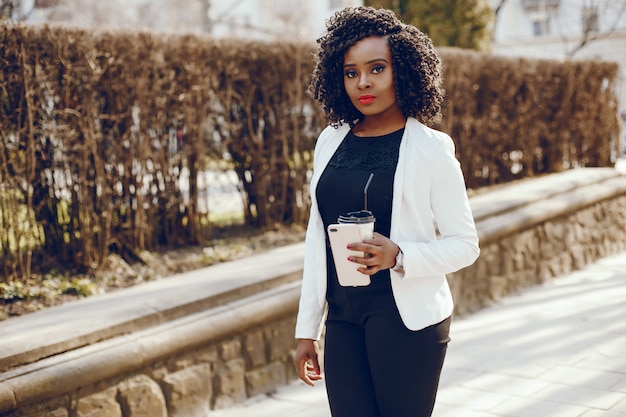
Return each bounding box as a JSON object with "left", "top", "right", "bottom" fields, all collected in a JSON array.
[{"left": 347, "top": 232, "right": 400, "bottom": 275}]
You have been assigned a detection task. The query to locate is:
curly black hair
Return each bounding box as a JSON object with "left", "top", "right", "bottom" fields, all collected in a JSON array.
[{"left": 309, "top": 6, "right": 444, "bottom": 127}]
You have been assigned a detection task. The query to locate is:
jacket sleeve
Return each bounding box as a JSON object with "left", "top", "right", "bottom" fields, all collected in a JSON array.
[
  {"left": 294, "top": 126, "right": 337, "bottom": 340},
  {"left": 294, "top": 209, "right": 327, "bottom": 340},
  {"left": 395, "top": 135, "right": 480, "bottom": 278}
]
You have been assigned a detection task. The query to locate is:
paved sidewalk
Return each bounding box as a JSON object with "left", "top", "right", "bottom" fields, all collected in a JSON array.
[{"left": 211, "top": 251, "right": 626, "bottom": 417}]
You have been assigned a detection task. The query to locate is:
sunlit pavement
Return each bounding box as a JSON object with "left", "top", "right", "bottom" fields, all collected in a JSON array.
[{"left": 211, "top": 251, "right": 626, "bottom": 417}]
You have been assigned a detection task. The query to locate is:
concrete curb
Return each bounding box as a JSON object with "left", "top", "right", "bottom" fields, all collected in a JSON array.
[
  {"left": 470, "top": 168, "right": 621, "bottom": 222},
  {"left": 476, "top": 174, "right": 626, "bottom": 245}
]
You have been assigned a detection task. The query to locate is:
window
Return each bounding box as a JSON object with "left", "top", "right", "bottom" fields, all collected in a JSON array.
[
  {"left": 35, "top": 0, "right": 60, "bottom": 8},
  {"left": 522, "top": 0, "right": 560, "bottom": 10},
  {"left": 532, "top": 17, "right": 550, "bottom": 36}
]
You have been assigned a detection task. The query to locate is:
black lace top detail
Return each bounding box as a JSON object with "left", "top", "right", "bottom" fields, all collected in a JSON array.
[{"left": 328, "top": 128, "right": 404, "bottom": 173}]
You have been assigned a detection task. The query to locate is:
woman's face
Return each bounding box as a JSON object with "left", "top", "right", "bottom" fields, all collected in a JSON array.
[{"left": 343, "top": 36, "right": 402, "bottom": 121}]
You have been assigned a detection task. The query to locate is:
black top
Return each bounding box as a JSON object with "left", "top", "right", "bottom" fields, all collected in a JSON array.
[{"left": 316, "top": 128, "right": 404, "bottom": 304}]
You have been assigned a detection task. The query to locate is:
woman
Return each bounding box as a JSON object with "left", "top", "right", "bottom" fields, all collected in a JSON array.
[{"left": 294, "top": 6, "right": 480, "bottom": 417}]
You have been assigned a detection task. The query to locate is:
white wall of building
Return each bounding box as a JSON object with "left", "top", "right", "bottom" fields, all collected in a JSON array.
[
  {"left": 24, "top": 0, "right": 362, "bottom": 42},
  {"left": 207, "top": 0, "right": 362, "bottom": 42},
  {"left": 24, "top": 0, "right": 208, "bottom": 33}
]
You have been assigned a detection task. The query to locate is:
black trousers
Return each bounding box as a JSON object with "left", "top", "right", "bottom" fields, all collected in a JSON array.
[{"left": 324, "top": 279, "right": 451, "bottom": 417}]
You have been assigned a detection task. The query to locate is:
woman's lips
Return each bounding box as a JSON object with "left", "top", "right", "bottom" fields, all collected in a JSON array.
[{"left": 358, "top": 95, "right": 375, "bottom": 105}]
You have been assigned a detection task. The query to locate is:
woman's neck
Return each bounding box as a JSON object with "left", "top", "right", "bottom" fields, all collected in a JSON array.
[{"left": 352, "top": 113, "right": 407, "bottom": 138}]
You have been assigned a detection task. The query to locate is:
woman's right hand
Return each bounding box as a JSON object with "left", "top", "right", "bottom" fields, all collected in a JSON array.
[{"left": 294, "top": 338, "right": 323, "bottom": 386}]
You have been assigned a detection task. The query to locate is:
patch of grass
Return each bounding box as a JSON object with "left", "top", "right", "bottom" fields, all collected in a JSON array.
[
  {"left": 59, "top": 278, "right": 100, "bottom": 297},
  {"left": 0, "top": 281, "right": 29, "bottom": 301},
  {"left": 207, "top": 210, "right": 245, "bottom": 226},
  {"left": 0, "top": 276, "right": 101, "bottom": 302}
]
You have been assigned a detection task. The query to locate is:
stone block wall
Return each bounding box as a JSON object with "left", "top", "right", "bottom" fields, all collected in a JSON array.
[
  {"left": 449, "top": 194, "right": 626, "bottom": 316},
  {"left": 4, "top": 315, "right": 299, "bottom": 417}
]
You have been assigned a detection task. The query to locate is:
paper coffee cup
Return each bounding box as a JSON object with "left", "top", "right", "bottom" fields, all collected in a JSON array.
[{"left": 338, "top": 210, "right": 375, "bottom": 240}]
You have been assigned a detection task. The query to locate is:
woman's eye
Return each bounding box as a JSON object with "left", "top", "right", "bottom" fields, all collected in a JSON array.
[
  {"left": 372, "top": 65, "right": 385, "bottom": 74},
  {"left": 344, "top": 70, "right": 357, "bottom": 79}
]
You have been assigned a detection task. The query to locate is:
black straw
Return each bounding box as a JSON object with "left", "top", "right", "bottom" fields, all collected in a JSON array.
[{"left": 364, "top": 173, "right": 374, "bottom": 211}]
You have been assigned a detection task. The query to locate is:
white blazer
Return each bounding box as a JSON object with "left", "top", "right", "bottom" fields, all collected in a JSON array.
[{"left": 295, "top": 118, "right": 480, "bottom": 340}]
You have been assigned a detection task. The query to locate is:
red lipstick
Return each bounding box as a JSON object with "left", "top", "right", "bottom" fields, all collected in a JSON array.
[{"left": 358, "top": 95, "right": 375, "bottom": 105}]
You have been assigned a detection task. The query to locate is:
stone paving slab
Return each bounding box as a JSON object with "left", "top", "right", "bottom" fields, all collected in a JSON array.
[{"left": 210, "top": 251, "right": 626, "bottom": 417}]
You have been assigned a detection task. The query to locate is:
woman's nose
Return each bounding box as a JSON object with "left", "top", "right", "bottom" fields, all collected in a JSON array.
[{"left": 358, "top": 73, "right": 371, "bottom": 89}]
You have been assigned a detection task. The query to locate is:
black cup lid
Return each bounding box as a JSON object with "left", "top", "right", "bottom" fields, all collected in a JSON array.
[{"left": 338, "top": 210, "right": 375, "bottom": 224}]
